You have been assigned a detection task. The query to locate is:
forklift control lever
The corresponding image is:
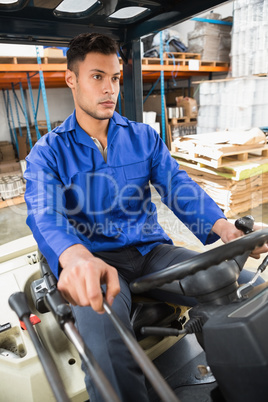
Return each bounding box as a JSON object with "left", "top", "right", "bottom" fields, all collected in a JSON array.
[{"left": 235, "top": 215, "right": 254, "bottom": 234}]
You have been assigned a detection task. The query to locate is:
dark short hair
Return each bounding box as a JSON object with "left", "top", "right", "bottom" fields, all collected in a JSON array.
[{"left": 67, "top": 33, "right": 118, "bottom": 72}]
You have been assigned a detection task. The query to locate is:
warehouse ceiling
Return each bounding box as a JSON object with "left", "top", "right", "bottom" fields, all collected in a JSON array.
[{"left": 0, "top": 0, "right": 229, "bottom": 47}]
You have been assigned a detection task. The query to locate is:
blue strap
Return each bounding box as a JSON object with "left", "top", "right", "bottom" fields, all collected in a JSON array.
[
  {"left": 143, "top": 76, "right": 161, "bottom": 105},
  {"left": 36, "top": 83, "right": 41, "bottom": 117},
  {"left": 192, "top": 17, "right": 232, "bottom": 26},
  {"left": 27, "top": 72, "right": 41, "bottom": 140},
  {"left": 12, "top": 84, "right": 23, "bottom": 138},
  {"left": 160, "top": 31, "right": 165, "bottom": 144},
  {"left": 2, "top": 90, "right": 14, "bottom": 142}
]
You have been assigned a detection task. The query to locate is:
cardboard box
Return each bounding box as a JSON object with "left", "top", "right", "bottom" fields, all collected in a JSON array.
[
  {"left": 17, "top": 136, "right": 28, "bottom": 160},
  {"left": 143, "top": 95, "right": 163, "bottom": 133},
  {"left": 166, "top": 88, "right": 194, "bottom": 106},
  {"left": 0, "top": 161, "right": 20, "bottom": 174},
  {"left": 143, "top": 94, "right": 175, "bottom": 147},
  {"left": 15, "top": 122, "right": 50, "bottom": 159},
  {"left": 176, "top": 97, "right": 198, "bottom": 119},
  {"left": 43, "top": 47, "right": 64, "bottom": 58},
  {"left": 0, "top": 143, "right": 16, "bottom": 161}
]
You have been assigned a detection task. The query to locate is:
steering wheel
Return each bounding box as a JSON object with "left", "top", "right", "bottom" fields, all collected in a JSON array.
[{"left": 130, "top": 229, "right": 268, "bottom": 295}]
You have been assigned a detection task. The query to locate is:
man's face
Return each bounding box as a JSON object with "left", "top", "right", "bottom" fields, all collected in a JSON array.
[{"left": 67, "top": 52, "right": 121, "bottom": 120}]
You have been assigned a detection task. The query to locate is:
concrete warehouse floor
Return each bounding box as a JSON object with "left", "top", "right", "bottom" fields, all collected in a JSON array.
[{"left": 0, "top": 188, "right": 268, "bottom": 280}]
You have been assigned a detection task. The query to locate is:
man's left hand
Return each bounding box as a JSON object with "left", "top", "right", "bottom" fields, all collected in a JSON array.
[{"left": 212, "top": 218, "right": 268, "bottom": 259}]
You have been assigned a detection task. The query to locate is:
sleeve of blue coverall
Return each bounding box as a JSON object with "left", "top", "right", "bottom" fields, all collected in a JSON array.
[
  {"left": 24, "top": 146, "right": 84, "bottom": 278},
  {"left": 149, "top": 130, "right": 226, "bottom": 245}
]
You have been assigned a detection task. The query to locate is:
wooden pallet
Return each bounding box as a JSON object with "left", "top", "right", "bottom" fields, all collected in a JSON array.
[
  {"left": 0, "top": 54, "right": 230, "bottom": 71},
  {"left": 172, "top": 142, "right": 268, "bottom": 169},
  {"left": 169, "top": 117, "right": 197, "bottom": 125},
  {"left": 0, "top": 56, "right": 67, "bottom": 64},
  {"left": 172, "top": 153, "right": 268, "bottom": 181},
  {"left": 0, "top": 194, "right": 25, "bottom": 209},
  {"left": 141, "top": 57, "right": 229, "bottom": 68},
  {"left": 200, "top": 60, "right": 230, "bottom": 67},
  {"left": 169, "top": 117, "right": 188, "bottom": 124},
  {"left": 163, "top": 52, "right": 201, "bottom": 60},
  {"left": 253, "top": 73, "right": 268, "bottom": 77}
]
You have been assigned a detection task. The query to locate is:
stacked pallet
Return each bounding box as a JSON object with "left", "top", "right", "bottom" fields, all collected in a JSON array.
[
  {"left": 171, "top": 128, "right": 268, "bottom": 217},
  {"left": 141, "top": 53, "right": 229, "bottom": 68},
  {"left": 0, "top": 47, "right": 66, "bottom": 65}
]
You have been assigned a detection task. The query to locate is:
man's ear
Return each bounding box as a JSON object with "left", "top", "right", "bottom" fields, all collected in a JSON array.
[{"left": 65, "top": 69, "right": 76, "bottom": 89}]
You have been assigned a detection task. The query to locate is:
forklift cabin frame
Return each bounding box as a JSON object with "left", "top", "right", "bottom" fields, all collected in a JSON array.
[{"left": 0, "top": 0, "right": 229, "bottom": 121}]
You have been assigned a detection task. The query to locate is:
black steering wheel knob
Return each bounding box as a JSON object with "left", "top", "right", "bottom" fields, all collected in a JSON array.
[{"left": 235, "top": 215, "right": 254, "bottom": 234}]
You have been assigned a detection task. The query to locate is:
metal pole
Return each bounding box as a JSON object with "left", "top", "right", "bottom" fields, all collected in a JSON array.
[
  {"left": 117, "top": 91, "right": 122, "bottom": 115},
  {"left": 9, "top": 292, "right": 70, "bottom": 402},
  {"left": 12, "top": 83, "right": 23, "bottom": 137},
  {"left": 19, "top": 82, "right": 33, "bottom": 149},
  {"left": 6, "top": 89, "right": 19, "bottom": 154},
  {"left": 103, "top": 300, "right": 179, "bottom": 402},
  {"left": 64, "top": 321, "right": 120, "bottom": 402},
  {"left": 122, "top": 39, "right": 143, "bottom": 122},
  {"left": 36, "top": 46, "right": 51, "bottom": 132},
  {"left": 27, "top": 72, "right": 41, "bottom": 140},
  {"left": 2, "top": 89, "right": 15, "bottom": 146},
  {"left": 36, "top": 83, "right": 41, "bottom": 116}
]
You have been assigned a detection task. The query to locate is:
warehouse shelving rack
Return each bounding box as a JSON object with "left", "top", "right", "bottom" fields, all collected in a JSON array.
[
  {"left": 0, "top": 57, "right": 230, "bottom": 89},
  {"left": 0, "top": 50, "right": 229, "bottom": 154}
]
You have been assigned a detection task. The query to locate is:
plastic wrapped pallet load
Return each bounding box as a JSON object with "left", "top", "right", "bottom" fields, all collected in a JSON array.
[
  {"left": 197, "top": 76, "right": 268, "bottom": 134},
  {"left": 231, "top": 0, "right": 268, "bottom": 77},
  {"left": 0, "top": 175, "right": 24, "bottom": 200}
]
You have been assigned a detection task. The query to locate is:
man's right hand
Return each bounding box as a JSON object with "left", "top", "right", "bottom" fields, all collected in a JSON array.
[{"left": 58, "top": 244, "right": 120, "bottom": 313}]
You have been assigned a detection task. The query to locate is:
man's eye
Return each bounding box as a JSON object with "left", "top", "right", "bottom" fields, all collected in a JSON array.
[
  {"left": 113, "top": 76, "right": 120, "bottom": 82},
  {"left": 93, "top": 75, "right": 101, "bottom": 80}
]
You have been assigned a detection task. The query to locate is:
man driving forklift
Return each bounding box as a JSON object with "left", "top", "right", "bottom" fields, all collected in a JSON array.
[{"left": 24, "top": 33, "right": 268, "bottom": 402}]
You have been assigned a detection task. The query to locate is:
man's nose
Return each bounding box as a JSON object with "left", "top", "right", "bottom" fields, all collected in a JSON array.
[{"left": 103, "top": 78, "right": 115, "bottom": 94}]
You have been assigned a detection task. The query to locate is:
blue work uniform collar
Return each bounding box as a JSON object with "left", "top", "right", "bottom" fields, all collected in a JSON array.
[{"left": 54, "top": 110, "right": 128, "bottom": 148}]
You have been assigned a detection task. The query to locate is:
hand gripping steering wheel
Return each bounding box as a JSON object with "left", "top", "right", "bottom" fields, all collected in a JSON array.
[{"left": 130, "top": 229, "right": 268, "bottom": 295}]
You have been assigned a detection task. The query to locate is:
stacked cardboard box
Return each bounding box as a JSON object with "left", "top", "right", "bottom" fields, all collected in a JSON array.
[
  {"left": 178, "top": 163, "right": 268, "bottom": 218},
  {"left": 0, "top": 141, "right": 20, "bottom": 175},
  {"left": 0, "top": 141, "right": 16, "bottom": 163},
  {"left": 176, "top": 97, "right": 198, "bottom": 119},
  {"left": 0, "top": 141, "right": 16, "bottom": 162},
  {"left": 0, "top": 162, "right": 20, "bottom": 174},
  {"left": 188, "top": 13, "right": 232, "bottom": 62},
  {"left": 169, "top": 97, "right": 198, "bottom": 141},
  {"left": 171, "top": 129, "right": 268, "bottom": 217}
]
